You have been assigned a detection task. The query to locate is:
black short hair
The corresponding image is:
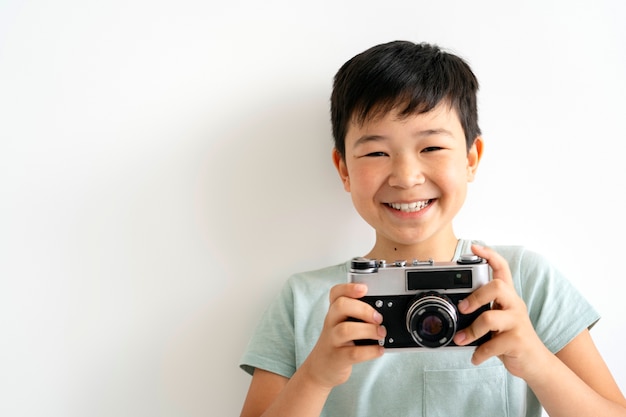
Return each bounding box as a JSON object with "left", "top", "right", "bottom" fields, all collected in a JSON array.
[{"left": 331, "top": 41, "right": 481, "bottom": 157}]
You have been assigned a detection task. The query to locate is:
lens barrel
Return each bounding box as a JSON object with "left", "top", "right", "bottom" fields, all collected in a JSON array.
[{"left": 406, "top": 292, "right": 458, "bottom": 348}]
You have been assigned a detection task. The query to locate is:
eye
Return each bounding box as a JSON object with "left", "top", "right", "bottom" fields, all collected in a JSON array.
[
  {"left": 364, "top": 151, "right": 388, "bottom": 157},
  {"left": 422, "top": 146, "right": 443, "bottom": 153}
]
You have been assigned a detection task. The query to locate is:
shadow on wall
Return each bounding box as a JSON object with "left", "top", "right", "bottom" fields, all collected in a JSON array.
[{"left": 159, "top": 87, "right": 366, "bottom": 416}]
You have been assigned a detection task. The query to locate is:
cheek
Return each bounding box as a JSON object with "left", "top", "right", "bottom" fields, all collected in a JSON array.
[
  {"left": 432, "top": 163, "right": 470, "bottom": 191},
  {"left": 430, "top": 162, "right": 457, "bottom": 180},
  {"left": 349, "top": 165, "right": 377, "bottom": 188}
]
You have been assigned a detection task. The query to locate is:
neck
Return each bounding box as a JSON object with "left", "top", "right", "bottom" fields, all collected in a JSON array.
[{"left": 365, "top": 234, "right": 459, "bottom": 263}]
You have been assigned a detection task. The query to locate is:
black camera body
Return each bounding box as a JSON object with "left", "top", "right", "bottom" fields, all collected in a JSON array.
[{"left": 348, "top": 254, "right": 491, "bottom": 349}]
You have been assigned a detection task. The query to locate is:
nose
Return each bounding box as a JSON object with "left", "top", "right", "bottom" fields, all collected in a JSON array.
[{"left": 388, "top": 155, "right": 425, "bottom": 189}]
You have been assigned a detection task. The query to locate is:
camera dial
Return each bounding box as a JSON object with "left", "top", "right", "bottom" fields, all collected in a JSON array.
[
  {"left": 350, "top": 257, "right": 378, "bottom": 273},
  {"left": 457, "top": 254, "right": 482, "bottom": 264}
]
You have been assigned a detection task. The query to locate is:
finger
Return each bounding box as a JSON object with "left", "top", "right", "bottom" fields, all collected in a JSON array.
[
  {"left": 471, "top": 244, "right": 514, "bottom": 286},
  {"left": 336, "top": 344, "right": 386, "bottom": 364},
  {"left": 453, "top": 309, "right": 517, "bottom": 346},
  {"left": 333, "top": 321, "right": 387, "bottom": 347},
  {"left": 470, "top": 332, "right": 519, "bottom": 366},
  {"left": 327, "top": 295, "right": 383, "bottom": 326},
  {"left": 458, "top": 279, "right": 517, "bottom": 315},
  {"left": 329, "top": 283, "right": 368, "bottom": 304}
]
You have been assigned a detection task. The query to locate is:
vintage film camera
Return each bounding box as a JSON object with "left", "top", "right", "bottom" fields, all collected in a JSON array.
[{"left": 348, "top": 254, "right": 491, "bottom": 349}]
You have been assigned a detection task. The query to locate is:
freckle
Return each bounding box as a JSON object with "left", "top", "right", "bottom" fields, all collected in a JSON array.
[{"left": 394, "top": 248, "right": 397, "bottom": 251}]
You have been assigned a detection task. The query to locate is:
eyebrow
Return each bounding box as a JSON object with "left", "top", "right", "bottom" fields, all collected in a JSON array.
[
  {"left": 352, "top": 134, "right": 386, "bottom": 148},
  {"left": 415, "top": 128, "right": 455, "bottom": 138},
  {"left": 352, "top": 128, "right": 455, "bottom": 149}
]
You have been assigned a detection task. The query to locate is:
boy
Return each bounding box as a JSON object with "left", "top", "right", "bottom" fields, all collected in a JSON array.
[{"left": 239, "top": 41, "right": 626, "bottom": 417}]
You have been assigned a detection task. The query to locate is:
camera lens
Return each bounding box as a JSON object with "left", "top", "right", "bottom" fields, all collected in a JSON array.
[
  {"left": 406, "top": 292, "right": 457, "bottom": 348},
  {"left": 420, "top": 315, "right": 444, "bottom": 336}
]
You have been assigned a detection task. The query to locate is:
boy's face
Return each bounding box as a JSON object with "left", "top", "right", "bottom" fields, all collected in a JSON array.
[{"left": 333, "top": 102, "right": 482, "bottom": 257}]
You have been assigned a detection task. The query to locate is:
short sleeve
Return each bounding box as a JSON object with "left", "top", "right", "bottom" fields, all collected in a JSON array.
[
  {"left": 239, "top": 279, "right": 297, "bottom": 378},
  {"left": 495, "top": 246, "right": 600, "bottom": 354}
]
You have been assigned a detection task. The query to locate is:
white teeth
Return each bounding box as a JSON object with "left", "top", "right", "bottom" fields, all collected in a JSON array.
[{"left": 388, "top": 200, "right": 431, "bottom": 212}]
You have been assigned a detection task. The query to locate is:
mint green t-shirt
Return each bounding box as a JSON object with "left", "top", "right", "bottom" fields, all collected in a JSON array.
[{"left": 240, "top": 240, "right": 599, "bottom": 417}]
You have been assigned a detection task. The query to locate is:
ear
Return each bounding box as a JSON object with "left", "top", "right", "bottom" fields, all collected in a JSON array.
[
  {"left": 332, "top": 148, "right": 351, "bottom": 192},
  {"left": 466, "top": 136, "right": 483, "bottom": 182}
]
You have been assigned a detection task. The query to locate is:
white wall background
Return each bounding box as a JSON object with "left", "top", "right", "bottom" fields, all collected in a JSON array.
[{"left": 1, "top": 1, "right": 625, "bottom": 416}]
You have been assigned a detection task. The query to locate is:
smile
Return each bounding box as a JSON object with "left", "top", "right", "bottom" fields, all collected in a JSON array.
[{"left": 386, "top": 200, "right": 432, "bottom": 213}]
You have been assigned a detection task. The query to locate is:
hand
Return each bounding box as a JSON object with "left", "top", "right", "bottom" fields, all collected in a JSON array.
[
  {"left": 300, "top": 283, "right": 386, "bottom": 389},
  {"left": 453, "top": 244, "right": 550, "bottom": 379}
]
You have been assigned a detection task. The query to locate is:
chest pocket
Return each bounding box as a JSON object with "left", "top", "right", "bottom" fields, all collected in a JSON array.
[{"left": 423, "top": 364, "right": 508, "bottom": 417}]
